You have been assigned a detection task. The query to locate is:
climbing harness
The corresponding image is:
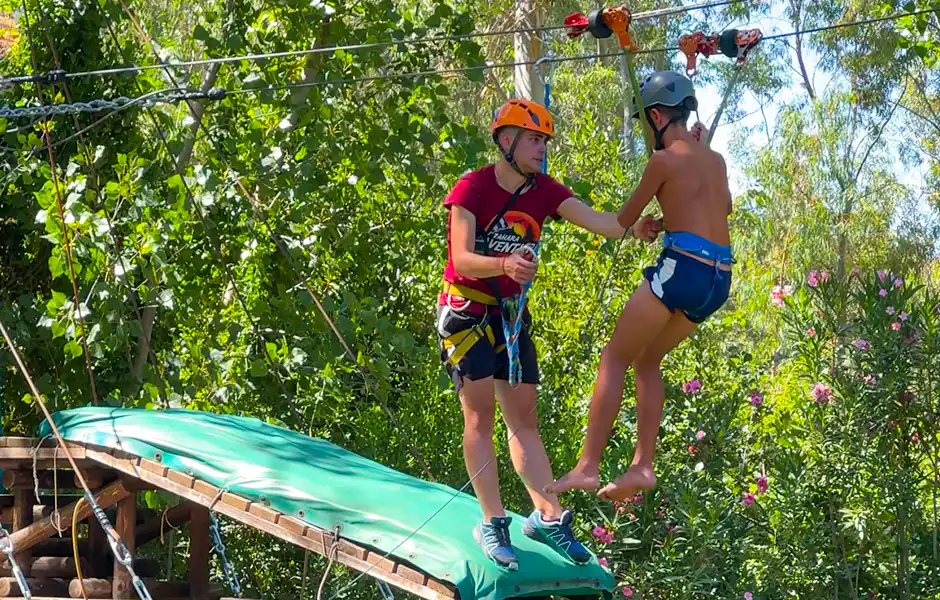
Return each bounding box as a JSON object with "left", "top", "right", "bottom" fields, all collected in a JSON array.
[
  {"left": 679, "top": 27, "right": 762, "bottom": 145},
  {"left": 0, "top": 525, "right": 32, "bottom": 599},
  {"left": 209, "top": 512, "right": 242, "bottom": 597}
]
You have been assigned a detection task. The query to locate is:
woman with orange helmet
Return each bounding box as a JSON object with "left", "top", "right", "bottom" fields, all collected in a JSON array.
[{"left": 434, "top": 97, "right": 664, "bottom": 569}]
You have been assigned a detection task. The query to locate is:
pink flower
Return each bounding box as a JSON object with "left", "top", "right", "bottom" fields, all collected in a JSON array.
[
  {"left": 854, "top": 339, "right": 871, "bottom": 351},
  {"left": 807, "top": 327, "right": 816, "bottom": 337},
  {"left": 862, "top": 374, "right": 877, "bottom": 387},
  {"left": 891, "top": 322, "right": 902, "bottom": 331},
  {"left": 683, "top": 379, "right": 702, "bottom": 394},
  {"left": 879, "top": 289, "right": 888, "bottom": 297},
  {"left": 688, "top": 444, "right": 698, "bottom": 455},
  {"left": 912, "top": 432, "right": 920, "bottom": 443},
  {"left": 749, "top": 391, "right": 763, "bottom": 407},
  {"left": 742, "top": 493, "right": 755, "bottom": 506},
  {"left": 656, "top": 510, "right": 664, "bottom": 518},
  {"left": 598, "top": 557, "right": 609, "bottom": 568},
  {"left": 851, "top": 267, "right": 859, "bottom": 276},
  {"left": 622, "top": 586, "right": 634, "bottom": 598},
  {"left": 894, "top": 278, "right": 902, "bottom": 289},
  {"left": 770, "top": 284, "right": 792, "bottom": 307},
  {"left": 744, "top": 593, "right": 754, "bottom": 600},
  {"left": 900, "top": 311, "right": 909, "bottom": 321},
  {"left": 807, "top": 271, "right": 819, "bottom": 287},
  {"left": 696, "top": 430, "right": 706, "bottom": 441},
  {"left": 812, "top": 383, "right": 833, "bottom": 405},
  {"left": 757, "top": 473, "right": 768, "bottom": 494},
  {"left": 631, "top": 494, "right": 643, "bottom": 504},
  {"left": 887, "top": 306, "right": 896, "bottom": 315},
  {"left": 592, "top": 526, "right": 607, "bottom": 540},
  {"left": 821, "top": 270, "right": 830, "bottom": 282},
  {"left": 878, "top": 270, "right": 887, "bottom": 281}
]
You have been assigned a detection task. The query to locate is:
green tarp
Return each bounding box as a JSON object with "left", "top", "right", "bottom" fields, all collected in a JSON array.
[{"left": 41, "top": 407, "right": 614, "bottom": 600}]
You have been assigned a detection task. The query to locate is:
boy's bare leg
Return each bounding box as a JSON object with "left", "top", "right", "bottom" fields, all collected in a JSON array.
[
  {"left": 545, "top": 285, "right": 672, "bottom": 495},
  {"left": 598, "top": 312, "right": 697, "bottom": 501},
  {"left": 495, "top": 381, "right": 563, "bottom": 519},
  {"left": 460, "top": 376, "right": 505, "bottom": 520}
]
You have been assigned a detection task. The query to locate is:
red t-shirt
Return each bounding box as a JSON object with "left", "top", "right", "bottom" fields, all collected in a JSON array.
[{"left": 440, "top": 165, "right": 573, "bottom": 309}]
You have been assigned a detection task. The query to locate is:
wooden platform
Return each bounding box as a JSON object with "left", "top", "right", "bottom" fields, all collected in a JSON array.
[{"left": 0, "top": 437, "right": 457, "bottom": 600}]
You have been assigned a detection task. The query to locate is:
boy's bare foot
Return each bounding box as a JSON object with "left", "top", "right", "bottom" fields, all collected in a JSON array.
[
  {"left": 543, "top": 465, "right": 600, "bottom": 495},
  {"left": 597, "top": 465, "right": 656, "bottom": 502}
]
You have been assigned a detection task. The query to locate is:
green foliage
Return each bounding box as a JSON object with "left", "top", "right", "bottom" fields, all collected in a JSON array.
[{"left": 0, "top": 0, "right": 938, "bottom": 599}]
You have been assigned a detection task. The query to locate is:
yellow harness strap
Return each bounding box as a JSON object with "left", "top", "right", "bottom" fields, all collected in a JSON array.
[
  {"left": 442, "top": 324, "right": 498, "bottom": 366},
  {"left": 442, "top": 280, "right": 498, "bottom": 306}
]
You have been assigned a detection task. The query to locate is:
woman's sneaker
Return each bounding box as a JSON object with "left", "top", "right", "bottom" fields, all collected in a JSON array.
[
  {"left": 522, "top": 510, "right": 591, "bottom": 565},
  {"left": 473, "top": 516, "right": 519, "bottom": 570}
]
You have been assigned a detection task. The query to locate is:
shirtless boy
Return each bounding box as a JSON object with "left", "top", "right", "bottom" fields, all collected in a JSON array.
[{"left": 546, "top": 71, "right": 734, "bottom": 502}]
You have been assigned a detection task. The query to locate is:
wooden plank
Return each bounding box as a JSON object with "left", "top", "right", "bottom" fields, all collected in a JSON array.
[
  {"left": 188, "top": 505, "right": 210, "bottom": 598},
  {"left": 220, "top": 493, "right": 250, "bottom": 512},
  {"left": 6, "top": 481, "right": 130, "bottom": 560},
  {"left": 0, "top": 576, "right": 68, "bottom": 597},
  {"left": 165, "top": 470, "right": 194, "bottom": 490},
  {"left": 112, "top": 493, "right": 136, "bottom": 599},
  {"left": 80, "top": 449, "right": 456, "bottom": 600},
  {"left": 12, "top": 490, "right": 32, "bottom": 577},
  {"left": 364, "top": 550, "right": 396, "bottom": 575},
  {"left": 246, "top": 503, "right": 279, "bottom": 524},
  {"left": 0, "top": 439, "right": 38, "bottom": 449},
  {"left": 137, "top": 459, "right": 166, "bottom": 479},
  {"left": 394, "top": 564, "right": 429, "bottom": 586}
]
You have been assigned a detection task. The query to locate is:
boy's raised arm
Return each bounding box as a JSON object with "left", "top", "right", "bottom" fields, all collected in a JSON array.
[
  {"left": 617, "top": 152, "right": 668, "bottom": 230},
  {"left": 556, "top": 197, "right": 627, "bottom": 239}
]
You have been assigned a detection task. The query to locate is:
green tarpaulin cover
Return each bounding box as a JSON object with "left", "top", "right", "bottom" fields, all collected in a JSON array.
[{"left": 41, "top": 407, "right": 614, "bottom": 600}]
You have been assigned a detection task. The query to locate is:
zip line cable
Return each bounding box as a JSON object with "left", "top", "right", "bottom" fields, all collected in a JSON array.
[
  {"left": 0, "top": 0, "right": 743, "bottom": 87},
  {"left": 2, "top": 6, "right": 935, "bottom": 125}
]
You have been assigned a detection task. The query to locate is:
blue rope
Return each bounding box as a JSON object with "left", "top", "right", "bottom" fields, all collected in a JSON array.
[{"left": 501, "top": 80, "right": 551, "bottom": 387}]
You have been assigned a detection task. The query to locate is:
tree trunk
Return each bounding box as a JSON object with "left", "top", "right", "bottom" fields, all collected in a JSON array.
[
  {"left": 512, "top": 0, "right": 543, "bottom": 102},
  {"left": 131, "top": 56, "right": 223, "bottom": 386}
]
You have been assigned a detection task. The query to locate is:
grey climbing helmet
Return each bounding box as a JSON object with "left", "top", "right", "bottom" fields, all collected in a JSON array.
[
  {"left": 630, "top": 71, "right": 698, "bottom": 118},
  {"left": 630, "top": 71, "right": 698, "bottom": 150}
]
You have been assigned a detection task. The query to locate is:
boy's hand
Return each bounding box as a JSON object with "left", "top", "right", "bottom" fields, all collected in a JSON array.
[
  {"left": 690, "top": 121, "right": 706, "bottom": 142},
  {"left": 631, "top": 215, "right": 663, "bottom": 242},
  {"left": 501, "top": 247, "right": 538, "bottom": 284}
]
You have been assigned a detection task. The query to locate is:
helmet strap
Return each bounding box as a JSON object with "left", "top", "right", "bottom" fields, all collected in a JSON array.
[{"left": 649, "top": 109, "right": 688, "bottom": 151}]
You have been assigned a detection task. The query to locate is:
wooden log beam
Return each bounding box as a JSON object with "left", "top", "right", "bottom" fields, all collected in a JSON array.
[
  {"left": 69, "top": 578, "right": 194, "bottom": 599},
  {"left": 188, "top": 505, "right": 210, "bottom": 598},
  {"left": 0, "top": 576, "right": 68, "bottom": 597},
  {"left": 11, "top": 490, "right": 31, "bottom": 576},
  {"left": 0, "top": 557, "right": 90, "bottom": 578},
  {"left": 69, "top": 577, "right": 110, "bottom": 598},
  {"left": 5, "top": 481, "right": 130, "bottom": 555},
  {"left": 1, "top": 505, "right": 54, "bottom": 525},
  {"left": 0, "top": 443, "right": 92, "bottom": 470},
  {"left": 112, "top": 494, "right": 136, "bottom": 599},
  {"left": 2, "top": 470, "right": 108, "bottom": 491},
  {"left": 35, "top": 538, "right": 89, "bottom": 557}
]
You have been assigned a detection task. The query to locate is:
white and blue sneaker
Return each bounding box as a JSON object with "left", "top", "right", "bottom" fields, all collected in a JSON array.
[
  {"left": 473, "top": 516, "right": 519, "bottom": 570},
  {"left": 522, "top": 510, "right": 591, "bottom": 565}
]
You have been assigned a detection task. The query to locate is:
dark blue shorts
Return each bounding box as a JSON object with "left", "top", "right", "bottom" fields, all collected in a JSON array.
[{"left": 643, "top": 249, "right": 732, "bottom": 324}]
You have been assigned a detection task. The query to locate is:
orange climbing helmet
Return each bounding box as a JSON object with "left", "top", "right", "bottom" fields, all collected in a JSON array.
[
  {"left": 490, "top": 99, "right": 554, "bottom": 176},
  {"left": 490, "top": 99, "right": 554, "bottom": 139}
]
